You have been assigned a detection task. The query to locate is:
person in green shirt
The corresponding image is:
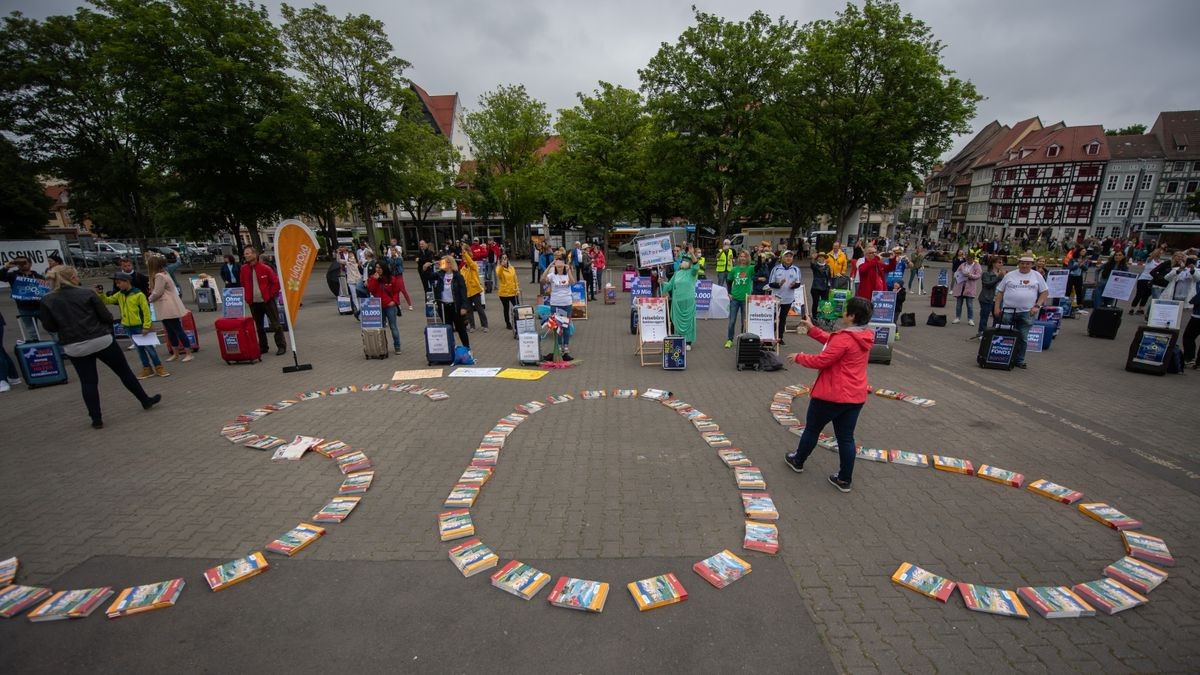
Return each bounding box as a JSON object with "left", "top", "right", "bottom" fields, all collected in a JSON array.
[
  {"left": 724, "top": 250, "right": 754, "bottom": 347},
  {"left": 661, "top": 244, "right": 700, "bottom": 349}
]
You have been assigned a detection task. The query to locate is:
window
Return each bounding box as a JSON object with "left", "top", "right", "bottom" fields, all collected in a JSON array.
[
  {"left": 1167, "top": 181, "right": 1179, "bottom": 193},
  {"left": 1003, "top": 186, "right": 1014, "bottom": 198},
  {"left": 1073, "top": 183, "right": 1095, "bottom": 197},
  {"left": 1018, "top": 205, "right": 1030, "bottom": 218},
  {"left": 1079, "top": 204, "right": 1092, "bottom": 219},
  {"left": 1079, "top": 165, "right": 1100, "bottom": 177},
  {"left": 1085, "top": 143, "right": 1100, "bottom": 156},
  {"left": 1116, "top": 201, "right": 1129, "bottom": 217},
  {"left": 1001, "top": 205, "right": 1012, "bottom": 219},
  {"left": 1140, "top": 173, "right": 1153, "bottom": 190},
  {"left": 1044, "top": 205, "right": 1057, "bottom": 220},
  {"left": 1030, "top": 206, "right": 1041, "bottom": 220},
  {"left": 1106, "top": 175, "right": 1119, "bottom": 191},
  {"left": 1193, "top": 161, "right": 1200, "bottom": 171},
  {"left": 1022, "top": 186, "right": 1034, "bottom": 197},
  {"left": 1133, "top": 201, "right": 1146, "bottom": 217},
  {"left": 991, "top": 186, "right": 999, "bottom": 199},
  {"left": 1067, "top": 205, "right": 1079, "bottom": 219},
  {"left": 1053, "top": 166, "right": 1064, "bottom": 177},
  {"left": 1007, "top": 169, "right": 1019, "bottom": 181},
  {"left": 989, "top": 205, "right": 998, "bottom": 218},
  {"left": 1026, "top": 168, "right": 1038, "bottom": 179},
  {"left": 1099, "top": 201, "right": 1112, "bottom": 216},
  {"left": 1187, "top": 181, "right": 1199, "bottom": 193},
  {"left": 1047, "top": 145, "right": 1061, "bottom": 158},
  {"left": 1122, "top": 175, "right": 1136, "bottom": 190},
  {"left": 1047, "top": 185, "right": 1061, "bottom": 197},
  {"left": 1175, "top": 161, "right": 1186, "bottom": 172},
  {"left": 1159, "top": 202, "right": 1173, "bottom": 217}
]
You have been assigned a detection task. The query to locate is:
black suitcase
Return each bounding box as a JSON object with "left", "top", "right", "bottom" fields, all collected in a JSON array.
[
  {"left": 512, "top": 305, "right": 535, "bottom": 339},
  {"left": 1125, "top": 326, "right": 1178, "bottom": 375},
  {"left": 734, "top": 333, "right": 762, "bottom": 371},
  {"left": 831, "top": 275, "right": 852, "bottom": 290},
  {"left": 930, "top": 285, "right": 948, "bottom": 307},
  {"left": 1087, "top": 306, "right": 1122, "bottom": 339},
  {"left": 424, "top": 323, "right": 455, "bottom": 366},
  {"left": 630, "top": 306, "right": 637, "bottom": 335},
  {"left": 977, "top": 327, "right": 1020, "bottom": 370}
]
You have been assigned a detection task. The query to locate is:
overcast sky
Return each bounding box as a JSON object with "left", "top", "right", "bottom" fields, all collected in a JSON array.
[{"left": 7, "top": 0, "right": 1199, "bottom": 158}]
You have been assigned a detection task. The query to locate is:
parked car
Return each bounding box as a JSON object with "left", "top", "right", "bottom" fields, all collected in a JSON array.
[{"left": 66, "top": 244, "right": 106, "bottom": 267}]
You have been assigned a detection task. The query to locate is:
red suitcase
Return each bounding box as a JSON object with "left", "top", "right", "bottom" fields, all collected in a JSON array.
[
  {"left": 215, "top": 317, "right": 262, "bottom": 364},
  {"left": 164, "top": 311, "right": 201, "bottom": 354},
  {"left": 930, "top": 285, "right": 948, "bottom": 308}
]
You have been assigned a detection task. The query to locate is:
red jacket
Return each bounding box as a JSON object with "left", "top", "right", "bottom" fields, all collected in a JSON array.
[
  {"left": 854, "top": 256, "right": 895, "bottom": 300},
  {"left": 792, "top": 325, "right": 874, "bottom": 403},
  {"left": 367, "top": 276, "right": 403, "bottom": 308},
  {"left": 240, "top": 261, "right": 280, "bottom": 303},
  {"left": 470, "top": 243, "right": 488, "bottom": 262}
]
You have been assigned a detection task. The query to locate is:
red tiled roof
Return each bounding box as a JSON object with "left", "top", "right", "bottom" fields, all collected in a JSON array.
[
  {"left": 410, "top": 82, "right": 457, "bottom": 138},
  {"left": 44, "top": 185, "right": 67, "bottom": 202},
  {"left": 996, "top": 124, "right": 1109, "bottom": 166},
  {"left": 1150, "top": 110, "right": 1200, "bottom": 159},
  {"left": 535, "top": 136, "right": 562, "bottom": 158},
  {"left": 973, "top": 117, "right": 1045, "bottom": 168},
  {"left": 1106, "top": 134, "right": 1164, "bottom": 159}
]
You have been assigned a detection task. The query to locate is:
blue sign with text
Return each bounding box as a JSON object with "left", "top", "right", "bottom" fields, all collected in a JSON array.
[
  {"left": 631, "top": 276, "right": 652, "bottom": 306},
  {"left": 695, "top": 280, "right": 712, "bottom": 312},
  {"left": 870, "top": 291, "right": 897, "bottom": 324},
  {"left": 360, "top": 297, "right": 382, "bottom": 329}
]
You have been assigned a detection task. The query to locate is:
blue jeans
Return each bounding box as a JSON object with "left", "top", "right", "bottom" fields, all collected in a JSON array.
[
  {"left": 727, "top": 298, "right": 745, "bottom": 340},
  {"left": 955, "top": 295, "right": 974, "bottom": 321},
  {"left": 907, "top": 267, "right": 919, "bottom": 290},
  {"left": 976, "top": 301, "right": 994, "bottom": 334},
  {"left": 383, "top": 305, "right": 400, "bottom": 349},
  {"left": 128, "top": 326, "right": 161, "bottom": 367},
  {"left": 0, "top": 320, "right": 17, "bottom": 378},
  {"left": 552, "top": 306, "right": 571, "bottom": 346},
  {"left": 1010, "top": 310, "right": 1034, "bottom": 365},
  {"left": 789, "top": 398, "right": 864, "bottom": 484}
]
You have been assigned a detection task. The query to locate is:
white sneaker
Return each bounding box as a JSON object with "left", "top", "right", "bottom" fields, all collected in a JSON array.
[
  {"left": 952, "top": 318, "right": 960, "bottom": 324},
  {"left": 0, "top": 380, "right": 10, "bottom": 393},
  {"left": 127, "top": 343, "right": 137, "bottom": 351},
  {"left": 6, "top": 377, "right": 20, "bottom": 385},
  {"left": 968, "top": 319, "right": 976, "bottom": 326}
]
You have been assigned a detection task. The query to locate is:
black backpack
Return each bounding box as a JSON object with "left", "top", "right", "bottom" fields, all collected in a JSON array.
[{"left": 759, "top": 350, "right": 786, "bottom": 371}]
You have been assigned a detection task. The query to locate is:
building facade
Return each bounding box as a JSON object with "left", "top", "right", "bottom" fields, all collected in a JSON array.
[
  {"left": 1143, "top": 111, "right": 1200, "bottom": 245},
  {"left": 965, "top": 118, "right": 1045, "bottom": 239},
  {"left": 923, "top": 121, "right": 1006, "bottom": 239},
  {"left": 1092, "top": 135, "right": 1163, "bottom": 241}
]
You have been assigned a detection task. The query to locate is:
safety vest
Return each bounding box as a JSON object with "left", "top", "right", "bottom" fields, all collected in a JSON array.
[
  {"left": 697, "top": 255, "right": 707, "bottom": 279},
  {"left": 716, "top": 248, "right": 734, "bottom": 273}
]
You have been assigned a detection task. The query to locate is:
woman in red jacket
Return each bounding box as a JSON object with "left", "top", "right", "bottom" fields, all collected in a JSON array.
[
  {"left": 784, "top": 295, "right": 875, "bottom": 492},
  {"left": 367, "top": 262, "right": 404, "bottom": 354},
  {"left": 853, "top": 245, "right": 895, "bottom": 300}
]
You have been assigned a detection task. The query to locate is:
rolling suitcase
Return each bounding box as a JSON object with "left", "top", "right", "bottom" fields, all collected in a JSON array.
[
  {"left": 1087, "top": 306, "right": 1122, "bottom": 339},
  {"left": 977, "top": 310, "right": 1018, "bottom": 370},
  {"left": 663, "top": 335, "right": 686, "bottom": 370},
  {"left": 868, "top": 322, "right": 895, "bottom": 364},
  {"left": 831, "top": 275, "right": 852, "bottom": 290},
  {"left": 12, "top": 341, "right": 69, "bottom": 388},
  {"left": 196, "top": 286, "right": 217, "bottom": 312},
  {"left": 930, "top": 285, "right": 948, "bottom": 308},
  {"left": 425, "top": 323, "right": 455, "bottom": 366},
  {"left": 734, "top": 333, "right": 762, "bottom": 371},
  {"left": 1125, "top": 326, "right": 1178, "bottom": 376},
  {"left": 215, "top": 317, "right": 261, "bottom": 364},
  {"left": 362, "top": 327, "right": 390, "bottom": 359},
  {"left": 512, "top": 305, "right": 536, "bottom": 339},
  {"left": 1033, "top": 319, "right": 1056, "bottom": 350}
]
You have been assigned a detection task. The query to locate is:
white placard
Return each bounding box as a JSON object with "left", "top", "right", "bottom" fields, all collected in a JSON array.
[
  {"left": 636, "top": 234, "right": 675, "bottom": 268},
  {"left": 518, "top": 332, "right": 540, "bottom": 362},
  {"left": 637, "top": 297, "right": 669, "bottom": 343},
  {"left": 1102, "top": 270, "right": 1138, "bottom": 301},
  {"left": 425, "top": 327, "right": 450, "bottom": 355},
  {"left": 746, "top": 294, "right": 778, "bottom": 341},
  {"left": 131, "top": 332, "right": 161, "bottom": 347},
  {"left": 1046, "top": 269, "right": 1069, "bottom": 299},
  {"left": 448, "top": 367, "right": 502, "bottom": 378},
  {"left": 0, "top": 239, "right": 66, "bottom": 287},
  {"left": 1147, "top": 299, "right": 1183, "bottom": 330}
]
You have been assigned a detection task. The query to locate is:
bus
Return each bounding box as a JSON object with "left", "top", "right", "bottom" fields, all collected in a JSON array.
[{"left": 607, "top": 227, "right": 641, "bottom": 253}]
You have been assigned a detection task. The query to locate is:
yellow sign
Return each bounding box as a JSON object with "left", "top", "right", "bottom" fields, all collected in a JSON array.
[{"left": 496, "top": 368, "right": 549, "bottom": 381}]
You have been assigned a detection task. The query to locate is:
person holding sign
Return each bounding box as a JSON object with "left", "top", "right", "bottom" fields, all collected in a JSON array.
[
  {"left": 660, "top": 244, "right": 700, "bottom": 350},
  {"left": 367, "top": 263, "right": 404, "bottom": 354},
  {"left": 994, "top": 253, "right": 1048, "bottom": 370},
  {"left": 2, "top": 256, "right": 46, "bottom": 340},
  {"left": 98, "top": 271, "right": 167, "bottom": 380},
  {"left": 768, "top": 250, "right": 803, "bottom": 345},
  {"left": 1093, "top": 251, "right": 1130, "bottom": 309},
  {"left": 783, "top": 296, "right": 875, "bottom": 493},
  {"left": 724, "top": 250, "right": 754, "bottom": 348},
  {"left": 542, "top": 255, "right": 576, "bottom": 360}
]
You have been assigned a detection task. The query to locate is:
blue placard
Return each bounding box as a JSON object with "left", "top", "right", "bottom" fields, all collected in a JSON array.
[
  {"left": 18, "top": 343, "right": 62, "bottom": 379},
  {"left": 872, "top": 324, "right": 892, "bottom": 345},
  {"left": 360, "top": 297, "right": 383, "bottom": 329},
  {"left": 222, "top": 287, "right": 245, "bottom": 318},
  {"left": 663, "top": 335, "right": 686, "bottom": 369},
  {"left": 10, "top": 277, "right": 51, "bottom": 301},
  {"left": 937, "top": 269, "right": 948, "bottom": 287},
  {"left": 695, "top": 280, "right": 712, "bottom": 312},
  {"left": 337, "top": 295, "right": 352, "bottom": 314},
  {"left": 985, "top": 333, "right": 1017, "bottom": 366},
  {"left": 1133, "top": 332, "right": 1170, "bottom": 366},
  {"left": 630, "top": 276, "right": 652, "bottom": 306},
  {"left": 870, "top": 291, "right": 897, "bottom": 323},
  {"left": 571, "top": 281, "right": 587, "bottom": 303}
]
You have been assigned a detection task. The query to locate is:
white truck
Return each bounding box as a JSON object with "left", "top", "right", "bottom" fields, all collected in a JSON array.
[{"left": 727, "top": 228, "right": 797, "bottom": 253}]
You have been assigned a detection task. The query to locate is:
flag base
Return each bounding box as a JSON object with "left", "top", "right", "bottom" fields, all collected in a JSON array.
[{"left": 283, "top": 363, "right": 313, "bottom": 373}]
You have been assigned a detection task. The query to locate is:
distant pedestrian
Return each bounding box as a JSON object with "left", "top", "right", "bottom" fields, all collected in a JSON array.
[
  {"left": 99, "top": 271, "right": 168, "bottom": 379},
  {"left": 146, "top": 255, "right": 195, "bottom": 363},
  {"left": 460, "top": 248, "right": 489, "bottom": 333},
  {"left": 907, "top": 246, "right": 925, "bottom": 293},
  {"left": 220, "top": 254, "right": 242, "bottom": 289},
  {"left": 39, "top": 266, "right": 161, "bottom": 428},
  {"left": 973, "top": 255, "right": 1005, "bottom": 339},
  {"left": 433, "top": 256, "right": 471, "bottom": 349},
  {"left": 784, "top": 296, "right": 875, "bottom": 493},
  {"left": 366, "top": 262, "right": 404, "bottom": 355},
  {"left": 716, "top": 239, "right": 734, "bottom": 289},
  {"left": 1131, "top": 248, "right": 1164, "bottom": 315},
  {"left": 993, "top": 252, "right": 1048, "bottom": 370},
  {"left": 809, "top": 251, "right": 832, "bottom": 311},
  {"left": 952, "top": 251, "right": 982, "bottom": 326}
]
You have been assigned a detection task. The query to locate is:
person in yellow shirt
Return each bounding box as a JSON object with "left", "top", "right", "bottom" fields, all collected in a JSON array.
[
  {"left": 496, "top": 254, "right": 520, "bottom": 330},
  {"left": 459, "top": 249, "right": 489, "bottom": 332},
  {"left": 827, "top": 241, "right": 850, "bottom": 278}
]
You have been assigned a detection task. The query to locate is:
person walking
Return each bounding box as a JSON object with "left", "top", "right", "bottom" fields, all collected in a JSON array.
[
  {"left": 783, "top": 296, "right": 875, "bottom": 493},
  {"left": 219, "top": 254, "right": 242, "bottom": 289},
  {"left": 724, "top": 250, "right": 754, "bottom": 348},
  {"left": 993, "top": 252, "right": 1048, "bottom": 370},
  {"left": 660, "top": 245, "right": 700, "bottom": 350},
  {"left": 973, "top": 255, "right": 1005, "bottom": 339},
  {"left": 38, "top": 266, "right": 161, "bottom": 428},
  {"left": 951, "top": 251, "right": 982, "bottom": 326},
  {"left": 146, "top": 255, "right": 195, "bottom": 363},
  {"left": 100, "top": 271, "right": 168, "bottom": 379},
  {"left": 366, "top": 262, "right": 404, "bottom": 355},
  {"left": 433, "top": 256, "right": 471, "bottom": 349},
  {"left": 238, "top": 246, "right": 287, "bottom": 356},
  {"left": 460, "top": 248, "right": 489, "bottom": 333},
  {"left": 716, "top": 239, "right": 734, "bottom": 290},
  {"left": 541, "top": 254, "right": 576, "bottom": 360},
  {"left": 496, "top": 255, "right": 520, "bottom": 330},
  {"left": 768, "top": 250, "right": 803, "bottom": 345}
]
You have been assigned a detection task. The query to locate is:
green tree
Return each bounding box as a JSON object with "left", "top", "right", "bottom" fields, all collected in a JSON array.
[
  {"left": 639, "top": 10, "right": 800, "bottom": 241},
  {"left": 795, "top": 0, "right": 980, "bottom": 240},
  {"left": 390, "top": 121, "right": 460, "bottom": 233},
  {"left": 0, "top": 136, "right": 52, "bottom": 239},
  {"left": 1106, "top": 124, "right": 1148, "bottom": 136},
  {"left": 281, "top": 3, "right": 421, "bottom": 248},
  {"left": 461, "top": 84, "right": 550, "bottom": 254}
]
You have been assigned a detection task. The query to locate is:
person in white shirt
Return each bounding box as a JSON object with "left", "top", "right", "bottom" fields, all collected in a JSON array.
[
  {"left": 1130, "top": 248, "right": 1164, "bottom": 315},
  {"left": 993, "top": 252, "right": 1049, "bottom": 369},
  {"left": 541, "top": 255, "right": 576, "bottom": 360},
  {"left": 768, "top": 250, "right": 804, "bottom": 345}
]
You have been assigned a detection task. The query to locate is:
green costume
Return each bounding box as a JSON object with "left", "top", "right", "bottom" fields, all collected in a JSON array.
[{"left": 660, "top": 264, "right": 698, "bottom": 343}]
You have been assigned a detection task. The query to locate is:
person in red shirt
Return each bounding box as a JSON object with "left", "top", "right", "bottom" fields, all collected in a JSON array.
[
  {"left": 783, "top": 296, "right": 875, "bottom": 492},
  {"left": 239, "top": 246, "right": 287, "bottom": 356},
  {"left": 367, "top": 262, "right": 404, "bottom": 354},
  {"left": 853, "top": 245, "right": 895, "bottom": 300}
]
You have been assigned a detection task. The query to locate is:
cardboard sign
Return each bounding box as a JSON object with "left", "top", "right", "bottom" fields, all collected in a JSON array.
[
  {"left": 695, "top": 280, "right": 713, "bottom": 312},
  {"left": 985, "top": 332, "right": 1017, "bottom": 366},
  {"left": 1132, "top": 330, "right": 1172, "bottom": 366},
  {"left": 1147, "top": 299, "right": 1183, "bottom": 330},
  {"left": 360, "top": 297, "right": 382, "bottom": 329},
  {"left": 872, "top": 323, "right": 893, "bottom": 346},
  {"left": 222, "top": 287, "right": 246, "bottom": 319},
  {"left": 1102, "top": 270, "right": 1138, "bottom": 301},
  {"left": 1046, "top": 269, "right": 1069, "bottom": 299},
  {"left": 746, "top": 295, "right": 777, "bottom": 341},
  {"left": 636, "top": 234, "right": 675, "bottom": 269},
  {"left": 1027, "top": 325, "right": 1044, "bottom": 353},
  {"left": 630, "top": 276, "right": 652, "bottom": 306},
  {"left": 871, "top": 290, "right": 897, "bottom": 324},
  {"left": 636, "top": 297, "right": 668, "bottom": 343},
  {"left": 937, "top": 269, "right": 948, "bottom": 287}
]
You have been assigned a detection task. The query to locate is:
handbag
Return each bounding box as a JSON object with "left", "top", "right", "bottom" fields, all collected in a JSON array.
[
  {"left": 926, "top": 312, "right": 947, "bottom": 327},
  {"left": 900, "top": 312, "right": 916, "bottom": 327}
]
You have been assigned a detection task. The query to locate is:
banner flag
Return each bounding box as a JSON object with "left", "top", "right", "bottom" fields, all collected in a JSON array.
[{"left": 273, "top": 219, "right": 318, "bottom": 369}]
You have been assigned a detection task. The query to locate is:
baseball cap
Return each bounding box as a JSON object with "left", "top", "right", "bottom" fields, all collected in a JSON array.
[{"left": 112, "top": 271, "right": 133, "bottom": 281}]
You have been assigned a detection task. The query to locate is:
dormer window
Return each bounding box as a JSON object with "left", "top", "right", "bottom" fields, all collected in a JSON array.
[
  {"left": 1047, "top": 145, "right": 1061, "bottom": 158},
  {"left": 1085, "top": 142, "right": 1100, "bottom": 156},
  {"left": 1020, "top": 148, "right": 1033, "bottom": 158},
  {"left": 1008, "top": 151, "right": 1018, "bottom": 161}
]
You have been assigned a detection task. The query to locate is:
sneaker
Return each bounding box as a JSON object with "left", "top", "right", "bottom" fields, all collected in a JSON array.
[
  {"left": 968, "top": 319, "right": 975, "bottom": 326},
  {"left": 952, "top": 318, "right": 960, "bottom": 324},
  {"left": 394, "top": 347, "right": 403, "bottom": 355},
  {"left": 562, "top": 352, "right": 574, "bottom": 362},
  {"left": 724, "top": 340, "right": 732, "bottom": 349},
  {"left": 1015, "top": 362, "right": 1028, "bottom": 369},
  {"left": 155, "top": 365, "right": 170, "bottom": 377},
  {"left": 827, "top": 474, "right": 852, "bottom": 493},
  {"left": 275, "top": 347, "right": 287, "bottom": 356},
  {"left": 165, "top": 353, "right": 179, "bottom": 362},
  {"left": 686, "top": 344, "right": 691, "bottom": 351},
  {"left": 407, "top": 306, "right": 414, "bottom": 311},
  {"left": 127, "top": 343, "right": 137, "bottom": 351},
  {"left": 181, "top": 354, "right": 193, "bottom": 363},
  {"left": 136, "top": 366, "right": 154, "bottom": 380},
  {"left": 784, "top": 453, "right": 805, "bottom": 473},
  {"left": 0, "top": 380, "right": 10, "bottom": 393},
  {"left": 6, "top": 377, "right": 19, "bottom": 385},
  {"left": 92, "top": 419, "right": 104, "bottom": 429},
  {"left": 482, "top": 327, "right": 489, "bottom": 333}
]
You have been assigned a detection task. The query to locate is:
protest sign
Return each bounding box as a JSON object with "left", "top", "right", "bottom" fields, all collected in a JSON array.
[
  {"left": 1027, "top": 325, "right": 1044, "bottom": 353},
  {"left": 696, "top": 280, "right": 713, "bottom": 312},
  {"left": 1147, "top": 299, "right": 1183, "bottom": 330},
  {"left": 222, "top": 287, "right": 246, "bottom": 319},
  {"left": 1046, "top": 269, "right": 1068, "bottom": 298},
  {"left": 746, "top": 295, "right": 777, "bottom": 341},
  {"left": 0, "top": 240, "right": 65, "bottom": 287},
  {"left": 1102, "top": 270, "right": 1138, "bottom": 301},
  {"left": 622, "top": 269, "right": 636, "bottom": 292},
  {"left": 636, "top": 297, "right": 669, "bottom": 343},
  {"left": 360, "top": 297, "right": 382, "bottom": 329},
  {"left": 871, "top": 290, "right": 897, "bottom": 323},
  {"left": 636, "top": 234, "right": 674, "bottom": 268},
  {"left": 630, "top": 276, "right": 651, "bottom": 306},
  {"left": 1132, "top": 330, "right": 1172, "bottom": 366},
  {"left": 9, "top": 277, "right": 51, "bottom": 302},
  {"left": 937, "top": 269, "right": 948, "bottom": 286}
]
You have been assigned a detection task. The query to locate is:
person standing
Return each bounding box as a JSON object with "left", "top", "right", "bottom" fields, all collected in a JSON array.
[
  {"left": 724, "top": 250, "right": 754, "bottom": 348},
  {"left": 38, "top": 266, "right": 161, "bottom": 428},
  {"left": 0, "top": 311, "right": 22, "bottom": 392},
  {"left": 459, "top": 248, "right": 489, "bottom": 333},
  {"left": 367, "top": 262, "right": 404, "bottom": 355},
  {"left": 146, "top": 255, "right": 195, "bottom": 363},
  {"left": 238, "top": 246, "right": 287, "bottom": 356},
  {"left": 827, "top": 241, "right": 849, "bottom": 280},
  {"left": 853, "top": 246, "right": 894, "bottom": 301},
  {"left": 1161, "top": 255, "right": 1197, "bottom": 305},
  {"left": 768, "top": 250, "right": 803, "bottom": 345},
  {"left": 783, "top": 297, "right": 875, "bottom": 493},
  {"left": 1066, "top": 250, "right": 1088, "bottom": 307},
  {"left": 591, "top": 244, "right": 606, "bottom": 297},
  {"left": 716, "top": 239, "right": 734, "bottom": 290},
  {"left": 541, "top": 254, "right": 576, "bottom": 360},
  {"left": 433, "top": 256, "right": 470, "bottom": 349},
  {"left": 579, "top": 244, "right": 595, "bottom": 301},
  {"left": 570, "top": 241, "right": 586, "bottom": 281},
  {"left": 1182, "top": 287, "right": 1200, "bottom": 367},
  {"left": 973, "top": 255, "right": 1005, "bottom": 339},
  {"left": 810, "top": 252, "right": 832, "bottom": 312},
  {"left": 496, "top": 255, "right": 520, "bottom": 330},
  {"left": 993, "top": 252, "right": 1049, "bottom": 370},
  {"left": 907, "top": 246, "right": 925, "bottom": 293},
  {"left": 385, "top": 238, "right": 404, "bottom": 277},
  {"left": 100, "top": 271, "right": 168, "bottom": 379},
  {"left": 1093, "top": 251, "right": 1130, "bottom": 310},
  {"left": 219, "top": 254, "right": 242, "bottom": 289},
  {"left": 2, "top": 256, "right": 46, "bottom": 340},
  {"left": 416, "top": 240, "right": 436, "bottom": 293},
  {"left": 951, "top": 251, "right": 982, "bottom": 326},
  {"left": 660, "top": 245, "right": 700, "bottom": 350},
  {"left": 1131, "top": 248, "right": 1164, "bottom": 315},
  {"left": 111, "top": 258, "right": 151, "bottom": 295}
]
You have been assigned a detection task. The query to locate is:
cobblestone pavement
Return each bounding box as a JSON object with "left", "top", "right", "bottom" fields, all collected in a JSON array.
[{"left": 1, "top": 262, "right": 1197, "bottom": 673}]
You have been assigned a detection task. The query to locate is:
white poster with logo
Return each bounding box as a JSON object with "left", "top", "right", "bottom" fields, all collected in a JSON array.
[
  {"left": 637, "top": 297, "right": 668, "bottom": 343},
  {"left": 636, "top": 234, "right": 674, "bottom": 269},
  {"left": 1147, "top": 299, "right": 1183, "bottom": 330},
  {"left": 1101, "top": 270, "right": 1138, "bottom": 301},
  {"left": 0, "top": 240, "right": 66, "bottom": 288},
  {"left": 746, "top": 294, "right": 777, "bottom": 341},
  {"left": 1045, "top": 269, "right": 1069, "bottom": 299},
  {"left": 518, "top": 332, "right": 540, "bottom": 363}
]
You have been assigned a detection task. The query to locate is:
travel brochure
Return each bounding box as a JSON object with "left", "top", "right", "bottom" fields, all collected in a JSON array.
[
  {"left": 1027, "top": 479, "right": 1084, "bottom": 505},
  {"left": 1016, "top": 586, "right": 1096, "bottom": 619},
  {"left": 438, "top": 509, "right": 475, "bottom": 542},
  {"left": 548, "top": 577, "right": 609, "bottom": 612},
  {"left": 743, "top": 521, "right": 779, "bottom": 554},
  {"left": 1121, "top": 531, "right": 1175, "bottom": 567},
  {"left": 741, "top": 492, "right": 779, "bottom": 521},
  {"left": 448, "top": 538, "right": 499, "bottom": 578},
  {"left": 105, "top": 579, "right": 185, "bottom": 618},
  {"left": 490, "top": 560, "right": 551, "bottom": 600},
  {"left": 204, "top": 552, "right": 269, "bottom": 592},
  {"left": 1072, "top": 578, "right": 1147, "bottom": 616},
  {"left": 627, "top": 573, "right": 688, "bottom": 612},
  {"left": 265, "top": 523, "right": 326, "bottom": 556},
  {"left": 1077, "top": 503, "right": 1142, "bottom": 530},
  {"left": 27, "top": 587, "right": 114, "bottom": 622},
  {"left": 693, "top": 550, "right": 752, "bottom": 589},
  {"left": 0, "top": 585, "right": 52, "bottom": 618},
  {"left": 339, "top": 471, "right": 375, "bottom": 495},
  {"left": 0, "top": 557, "right": 16, "bottom": 585},
  {"left": 1103, "top": 557, "right": 1167, "bottom": 594},
  {"left": 891, "top": 563, "right": 955, "bottom": 603},
  {"left": 932, "top": 455, "right": 974, "bottom": 475},
  {"left": 976, "top": 465, "right": 1025, "bottom": 488},
  {"left": 313, "top": 496, "right": 361, "bottom": 523},
  {"left": 957, "top": 583, "right": 1029, "bottom": 619}
]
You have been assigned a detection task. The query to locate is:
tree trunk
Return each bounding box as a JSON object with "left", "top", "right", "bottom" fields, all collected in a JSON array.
[{"left": 247, "top": 223, "right": 263, "bottom": 252}]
